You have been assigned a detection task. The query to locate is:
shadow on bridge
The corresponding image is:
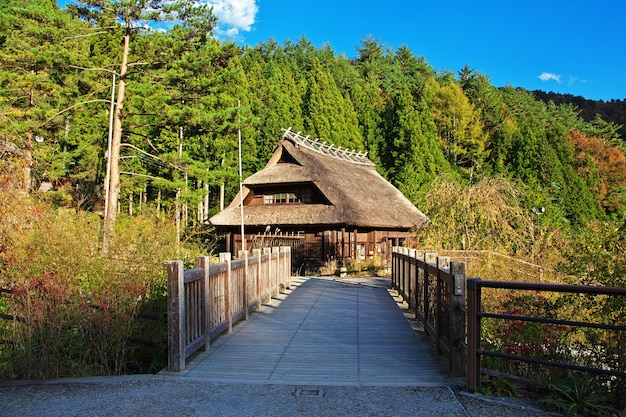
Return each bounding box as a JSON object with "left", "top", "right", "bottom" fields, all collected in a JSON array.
[{"left": 160, "top": 276, "right": 455, "bottom": 386}]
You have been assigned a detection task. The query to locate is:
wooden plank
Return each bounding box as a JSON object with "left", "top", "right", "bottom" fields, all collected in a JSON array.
[
  {"left": 175, "top": 276, "right": 451, "bottom": 386},
  {"left": 195, "top": 256, "right": 210, "bottom": 352}
]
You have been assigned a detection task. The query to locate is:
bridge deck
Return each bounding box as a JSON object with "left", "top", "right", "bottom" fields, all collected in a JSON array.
[{"left": 161, "top": 276, "right": 452, "bottom": 386}]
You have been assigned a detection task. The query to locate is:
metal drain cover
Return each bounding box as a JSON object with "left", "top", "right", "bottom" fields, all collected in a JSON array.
[{"left": 295, "top": 388, "right": 324, "bottom": 397}]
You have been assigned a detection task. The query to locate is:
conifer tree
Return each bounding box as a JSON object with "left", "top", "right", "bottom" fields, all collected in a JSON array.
[
  {"left": 379, "top": 85, "right": 449, "bottom": 200},
  {"left": 0, "top": 0, "right": 87, "bottom": 190},
  {"left": 302, "top": 58, "right": 362, "bottom": 149},
  {"left": 68, "top": 0, "right": 215, "bottom": 250},
  {"left": 424, "top": 77, "right": 486, "bottom": 172}
]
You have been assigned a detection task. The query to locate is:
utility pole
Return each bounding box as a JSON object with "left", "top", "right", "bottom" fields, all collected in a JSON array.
[{"left": 238, "top": 100, "right": 245, "bottom": 252}]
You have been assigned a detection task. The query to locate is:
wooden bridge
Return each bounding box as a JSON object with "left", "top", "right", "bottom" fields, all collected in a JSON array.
[
  {"left": 162, "top": 274, "right": 453, "bottom": 385},
  {"left": 164, "top": 247, "right": 626, "bottom": 392}
]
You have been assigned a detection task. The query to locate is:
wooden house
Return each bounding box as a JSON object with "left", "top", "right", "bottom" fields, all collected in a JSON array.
[{"left": 209, "top": 128, "right": 429, "bottom": 272}]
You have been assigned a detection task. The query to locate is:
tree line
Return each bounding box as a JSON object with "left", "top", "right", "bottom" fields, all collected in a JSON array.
[
  {"left": 2, "top": 0, "right": 626, "bottom": 251},
  {"left": 533, "top": 90, "right": 626, "bottom": 140}
]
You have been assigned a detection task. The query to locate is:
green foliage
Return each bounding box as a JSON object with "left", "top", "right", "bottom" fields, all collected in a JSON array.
[
  {"left": 2, "top": 2, "right": 624, "bottom": 228},
  {"left": 425, "top": 77, "right": 486, "bottom": 171},
  {"left": 302, "top": 58, "right": 363, "bottom": 149},
  {"left": 477, "top": 375, "right": 520, "bottom": 398},
  {"left": 539, "top": 376, "right": 618, "bottom": 417}
]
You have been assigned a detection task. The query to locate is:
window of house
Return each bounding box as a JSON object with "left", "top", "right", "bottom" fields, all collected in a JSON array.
[{"left": 263, "top": 190, "right": 310, "bottom": 205}]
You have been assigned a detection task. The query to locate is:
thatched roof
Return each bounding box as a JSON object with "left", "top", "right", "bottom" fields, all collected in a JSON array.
[{"left": 209, "top": 128, "right": 429, "bottom": 231}]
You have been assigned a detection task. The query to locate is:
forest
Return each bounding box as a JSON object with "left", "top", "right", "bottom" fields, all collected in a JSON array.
[
  {"left": 3, "top": 0, "right": 626, "bottom": 242},
  {"left": 533, "top": 90, "right": 626, "bottom": 139},
  {"left": 1, "top": 0, "right": 625, "bottom": 405}
]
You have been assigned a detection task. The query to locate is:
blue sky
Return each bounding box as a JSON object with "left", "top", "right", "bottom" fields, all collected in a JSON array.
[{"left": 58, "top": 0, "right": 626, "bottom": 101}]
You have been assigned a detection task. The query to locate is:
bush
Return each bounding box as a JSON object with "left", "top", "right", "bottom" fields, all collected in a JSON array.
[
  {"left": 539, "top": 375, "right": 618, "bottom": 417},
  {"left": 481, "top": 291, "right": 568, "bottom": 380},
  {"left": 0, "top": 190, "right": 199, "bottom": 380}
]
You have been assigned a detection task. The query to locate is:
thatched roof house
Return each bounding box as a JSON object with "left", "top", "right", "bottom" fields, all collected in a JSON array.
[{"left": 210, "top": 128, "right": 429, "bottom": 271}]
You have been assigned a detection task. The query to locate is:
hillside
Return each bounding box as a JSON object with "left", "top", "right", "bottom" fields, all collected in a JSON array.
[
  {"left": 1, "top": 0, "right": 626, "bottom": 255},
  {"left": 533, "top": 90, "right": 626, "bottom": 139}
]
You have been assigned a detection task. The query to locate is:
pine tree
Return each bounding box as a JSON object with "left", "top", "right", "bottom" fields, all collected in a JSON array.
[
  {"left": 0, "top": 0, "right": 88, "bottom": 190},
  {"left": 302, "top": 58, "right": 362, "bottom": 148},
  {"left": 68, "top": 0, "right": 215, "bottom": 250}
]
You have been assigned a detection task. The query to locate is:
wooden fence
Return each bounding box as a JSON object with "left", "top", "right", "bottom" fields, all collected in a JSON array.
[
  {"left": 391, "top": 247, "right": 466, "bottom": 377},
  {"left": 167, "top": 246, "right": 291, "bottom": 372},
  {"left": 466, "top": 279, "right": 626, "bottom": 393},
  {"left": 392, "top": 247, "right": 626, "bottom": 396}
]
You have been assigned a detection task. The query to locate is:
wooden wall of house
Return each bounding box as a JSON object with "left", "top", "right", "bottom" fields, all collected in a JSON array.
[{"left": 226, "top": 228, "right": 410, "bottom": 273}]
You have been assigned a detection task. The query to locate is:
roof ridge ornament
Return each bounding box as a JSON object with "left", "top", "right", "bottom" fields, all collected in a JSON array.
[{"left": 281, "top": 127, "right": 374, "bottom": 166}]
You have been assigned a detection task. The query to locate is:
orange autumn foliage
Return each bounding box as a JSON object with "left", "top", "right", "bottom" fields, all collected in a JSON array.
[{"left": 570, "top": 130, "right": 626, "bottom": 213}]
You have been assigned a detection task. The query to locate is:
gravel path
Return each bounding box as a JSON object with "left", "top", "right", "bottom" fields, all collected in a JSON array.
[
  {"left": 0, "top": 276, "right": 560, "bottom": 416},
  {"left": 0, "top": 375, "right": 555, "bottom": 417}
]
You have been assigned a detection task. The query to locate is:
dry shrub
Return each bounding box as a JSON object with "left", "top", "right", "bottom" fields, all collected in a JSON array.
[
  {"left": 416, "top": 175, "right": 532, "bottom": 255},
  {"left": 0, "top": 190, "right": 185, "bottom": 380},
  {"left": 319, "top": 259, "right": 337, "bottom": 276}
]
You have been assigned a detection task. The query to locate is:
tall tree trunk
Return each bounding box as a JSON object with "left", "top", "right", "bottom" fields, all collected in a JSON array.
[
  {"left": 204, "top": 182, "right": 209, "bottom": 221},
  {"left": 103, "top": 23, "right": 130, "bottom": 252}
]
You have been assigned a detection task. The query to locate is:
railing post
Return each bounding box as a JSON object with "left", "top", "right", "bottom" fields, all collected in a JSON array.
[
  {"left": 263, "top": 248, "right": 271, "bottom": 303},
  {"left": 467, "top": 278, "right": 481, "bottom": 392},
  {"left": 239, "top": 250, "right": 249, "bottom": 321},
  {"left": 408, "top": 249, "right": 417, "bottom": 309},
  {"left": 167, "top": 260, "right": 185, "bottom": 372},
  {"left": 415, "top": 250, "right": 423, "bottom": 320},
  {"left": 253, "top": 248, "right": 262, "bottom": 307},
  {"left": 449, "top": 260, "right": 465, "bottom": 377},
  {"left": 435, "top": 256, "right": 450, "bottom": 353},
  {"left": 397, "top": 246, "right": 403, "bottom": 291},
  {"left": 272, "top": 247, "right": 280, "bottom": 297},
  {"left": 423, "top": 252, "right": 436, "bottom": 326},
  {"left": 282, "top": 246, "right": 291, "bottom": 289},
  {"left": 195, "top": 256, "right": 211, "bottom": 351},
  {"left": 219, "top": 252, "right": 232, "bottom": 333},
  {"left": 399, "top": 247, "right": 406, "bottom": 300},
  {"left": 391, "top": 247, "right": 394, "bottom": 287}
]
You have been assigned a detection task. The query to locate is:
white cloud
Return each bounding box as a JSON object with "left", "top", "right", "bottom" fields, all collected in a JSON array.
[
  {"left": 207, "top": 0, "right": 259, "bottom": 37},
  {"left": 538, "top": 72, "right": 562, "bottom": 83}
]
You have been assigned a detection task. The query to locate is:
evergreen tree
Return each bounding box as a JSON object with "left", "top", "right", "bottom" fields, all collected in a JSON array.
[
  {"left": 68, "top": 0, "right": 215, "bottom": 249},
  {"left": 458, "top": 65, "right": 509, "bottom": 176},
  {"left": 302, "top": 58, "right": 362, "bottom": 149},
  {"left": 423, "top": 77, "right": 485, "bottom": 173},
  {"left": 0, "top": 0, "right": 88, "bottom": 190},
  {"left": 242, "top": 44, "right": 303, "bottom": 166},
  {"left": 379, "top": 85, "right": 449, "bottom": 200}
]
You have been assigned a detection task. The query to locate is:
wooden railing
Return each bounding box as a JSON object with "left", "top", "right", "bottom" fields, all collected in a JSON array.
[
  {"left": 392, "top": 247, "right": 626, "bottom": 395},
  {"left": 167, "top": 246, "right": 291, "bottom": 372},
  {"left": 391, "top": 247, "right": 466, "bottom": 377},
  {"left": 466, "top": 279, "right": 626, "bottom": 393}
]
